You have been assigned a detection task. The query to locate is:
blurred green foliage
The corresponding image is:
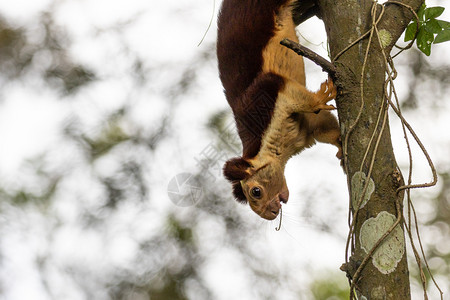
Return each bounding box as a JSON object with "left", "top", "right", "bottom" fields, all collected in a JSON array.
[
  {"left": 0, "top": 13, "right": 95, "bottom": 94},
  {"left": 310, "top": 272, "right": 350, "bottom": 300},
  {"left": 421, "top": 171, "right": 450, "bottom": 293},
  {"left": 82, "top": 113, "right": 131, "bottom": 161}
]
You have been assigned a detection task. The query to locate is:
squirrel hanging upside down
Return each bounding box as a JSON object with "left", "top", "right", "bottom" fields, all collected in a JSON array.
[{"left": 217, "top": 0, "right": 342, "bottom": 220}]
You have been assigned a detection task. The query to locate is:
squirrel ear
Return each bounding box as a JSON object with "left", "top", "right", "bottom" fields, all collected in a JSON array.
[
  {"left": 223, "top": 157, "right": 251, "bottom": 182},
  {"left": 232, "top": 181, "right": 247, "bottom": 204},
  {"left": 223, "top": 157, "right": 251, "bottom": 203}
]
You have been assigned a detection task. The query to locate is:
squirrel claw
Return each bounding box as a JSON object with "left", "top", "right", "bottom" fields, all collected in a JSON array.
[{"left": 312, "top": 79, "right": 337, "bottom": 113}]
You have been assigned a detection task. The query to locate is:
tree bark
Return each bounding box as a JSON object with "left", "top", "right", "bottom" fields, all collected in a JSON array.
[{"left": 317, "top": 0, "right": 423, "bottom": 299}]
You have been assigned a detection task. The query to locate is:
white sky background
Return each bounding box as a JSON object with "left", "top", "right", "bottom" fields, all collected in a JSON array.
[{"left": 0, "top": 0, "right": 449, "bottom": 299}]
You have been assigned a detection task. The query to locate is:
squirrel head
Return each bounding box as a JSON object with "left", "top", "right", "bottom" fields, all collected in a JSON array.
[{"left": 223, "top": 157, "right": 289, "bottom": 220}]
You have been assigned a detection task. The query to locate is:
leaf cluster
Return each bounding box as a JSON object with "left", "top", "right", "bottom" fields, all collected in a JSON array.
[
  {"left": 0, "top": 14, "right": 96, "bottom": 95},
  {"left": 405, "top": 4, "right": 450, "bottom": 56}
]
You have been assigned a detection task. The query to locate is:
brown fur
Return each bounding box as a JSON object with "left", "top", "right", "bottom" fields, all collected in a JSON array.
[
  {"left": 217, "top": 0, "right": 342, "bottom": 219},
  {"left": 217, "top": 0, "right": 290, "bottom": 159}
]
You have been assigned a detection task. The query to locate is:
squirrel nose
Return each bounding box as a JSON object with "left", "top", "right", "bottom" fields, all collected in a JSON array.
[{"left": 279, "top": 190, "right": 289, "bottom": 203}]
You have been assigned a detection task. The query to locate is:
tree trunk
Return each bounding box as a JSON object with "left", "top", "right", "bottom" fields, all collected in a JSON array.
[{"left": 317, "top": 0, "right": 424, "bottom": 298}]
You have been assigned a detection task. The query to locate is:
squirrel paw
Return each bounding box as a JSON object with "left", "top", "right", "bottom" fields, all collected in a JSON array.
[{"left": 312, "top": 78, "right": 337, "bottom": 113}]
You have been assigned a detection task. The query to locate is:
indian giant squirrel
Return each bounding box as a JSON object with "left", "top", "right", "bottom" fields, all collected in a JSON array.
[{"left": 217, "top": 0, "right": 342, "bottom": 220}]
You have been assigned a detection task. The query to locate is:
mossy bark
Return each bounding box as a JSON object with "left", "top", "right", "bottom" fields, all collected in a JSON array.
[{"left": 317, "top": 0, "right": 424, "bottom": 298}]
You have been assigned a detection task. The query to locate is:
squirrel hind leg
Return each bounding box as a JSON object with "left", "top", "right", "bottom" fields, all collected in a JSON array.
[
  {"left": 306, "top": 110, "right": 342, "bottom": 158},
  {"left": 292, "top": 0, "right": 320, "bottom": 25}
]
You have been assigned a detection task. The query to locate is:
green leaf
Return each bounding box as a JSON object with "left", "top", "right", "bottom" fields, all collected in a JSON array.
[
  {"left": 417, "top": 4, "right": 426, "bottom": 21},
  {"left": 434, "top": 29, "right": 450, "bottom": 44},
  {"left": 404, "top": 22, "right": 417, "bottom": 41},
  {"left": 416, "top": 27, "right": 434, "bottom": 55},
  {"left": 425, "top": 19, "right": 443, "bottom": 34},
  {"left": 437, "top": 20, "right": 450, "bottom": 30},
  {"left": 425, "top": 6, "right": 445, "bottom": 20}
]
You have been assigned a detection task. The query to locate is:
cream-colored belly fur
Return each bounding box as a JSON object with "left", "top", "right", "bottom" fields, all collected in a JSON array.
[
  {"left": 262, "top": 2, "right": 305, "bottom": 86},
  {"left": 258, "top": 3, "right": 312, "bottom": 162}
]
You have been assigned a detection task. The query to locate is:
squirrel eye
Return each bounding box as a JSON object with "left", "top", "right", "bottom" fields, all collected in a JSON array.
[{"left": 251, "top": 187, "right": 262, "bottom": 198}]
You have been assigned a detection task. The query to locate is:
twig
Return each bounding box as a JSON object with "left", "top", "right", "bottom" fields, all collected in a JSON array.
[
  {"left": 280, "top": 38, "right": 337, "bottom": 75},
  {"left": 275, "top": 206, "right": 282, "bottom": 231}
]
